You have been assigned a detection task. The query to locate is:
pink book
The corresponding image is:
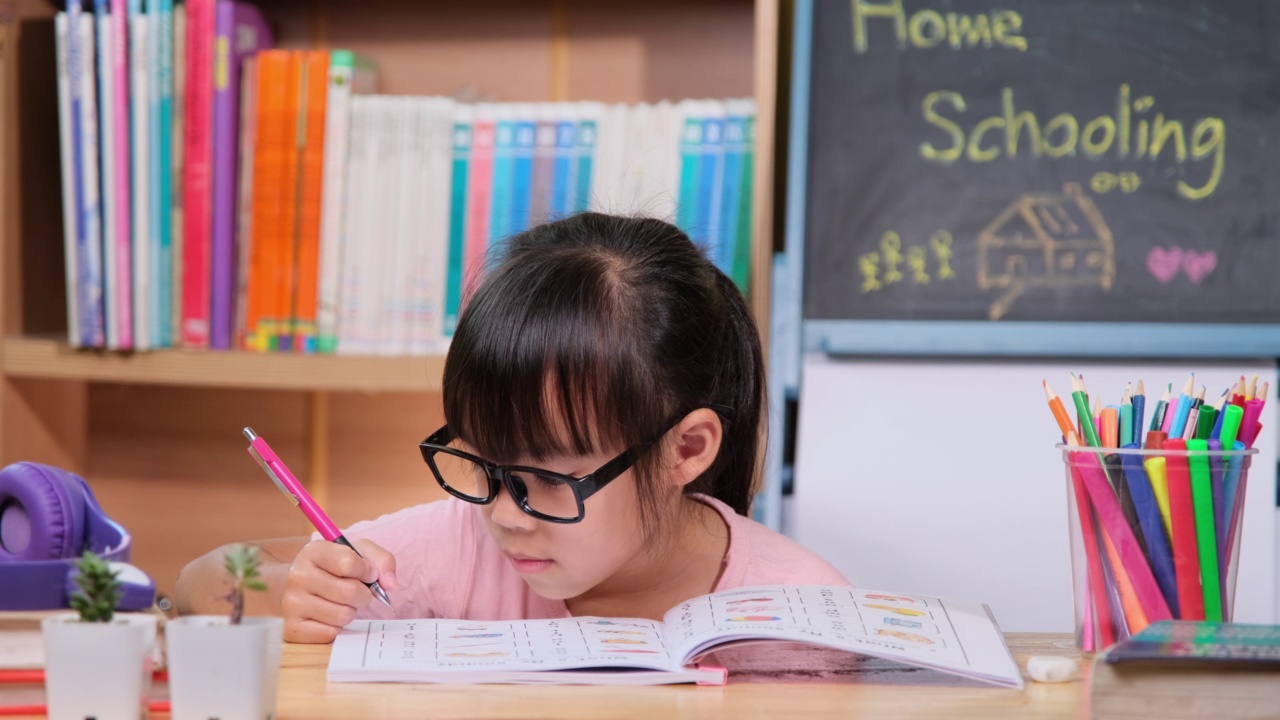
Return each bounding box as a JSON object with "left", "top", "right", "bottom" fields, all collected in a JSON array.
[
  {"left": 462, "top": 104, "right": 494, "bottom": 307},
  {"left": 180, "top": 0, "right": 214, "bottom": 347},
  {"left": 110, "top": 0, "right": 132, "bottom": 348}
]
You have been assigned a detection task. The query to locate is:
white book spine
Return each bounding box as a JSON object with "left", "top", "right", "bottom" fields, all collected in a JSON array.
[
  {"left": 383, "top": 98, "right": 415, "bottom": 356},
  {"left": 78, "top": 15, "right": 104, "bottom": 347},
  {"left": 96, "top": 10, "right": 119, "bottom": 348},
  {"left": 316, "top": 58, "right": 355, "bottom": 352},
  {"left": 337, "top": 97, "right": 374, "bottom": 355},
  {"left": 410, "top": 97, "right": 452, "bottom": 355},
  {"left": 54, "top": 14, "right": 81, "bottom": 348},
  {"left": 130, "top": 11, "right": 151, "bottom": 350}
]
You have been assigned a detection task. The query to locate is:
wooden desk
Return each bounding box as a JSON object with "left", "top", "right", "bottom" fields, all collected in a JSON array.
[{"left": 3, "top": 633, "right": 1088, "bottom": 719}]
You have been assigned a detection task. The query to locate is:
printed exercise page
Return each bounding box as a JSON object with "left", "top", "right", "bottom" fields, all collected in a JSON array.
[
  {"left": 329, "top": 617, "right": 684, "bottom": 679},
  {"left": 663, "top": 586, "right": 1022, "bottom": 687}
]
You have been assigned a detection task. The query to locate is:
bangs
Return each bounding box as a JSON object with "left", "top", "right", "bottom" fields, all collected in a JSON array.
[{"left": 443, "top": 249, "right": 670, "bottom": 464}]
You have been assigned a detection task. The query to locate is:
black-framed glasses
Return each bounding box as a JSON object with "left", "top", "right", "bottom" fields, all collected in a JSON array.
[{"left": 418, "top": 415, "right": 684, "bottom": 524}]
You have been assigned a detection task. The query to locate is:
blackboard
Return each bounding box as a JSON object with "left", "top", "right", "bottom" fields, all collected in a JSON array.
[{"left": 798, "top": 0, "right": 1280, "bottom": 332}]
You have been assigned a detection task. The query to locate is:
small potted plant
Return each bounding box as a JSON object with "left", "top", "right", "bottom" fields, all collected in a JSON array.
[
  {"left": 42, "top": 551, "right": 159, "bottom": 720},
  {"left": 166, "top": 543, "right": 285, "bottom": 720}
]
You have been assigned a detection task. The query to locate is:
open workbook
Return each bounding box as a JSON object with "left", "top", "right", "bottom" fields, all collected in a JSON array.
[{"left": 327, "top": 585, "right": 1024, "bottom": 688}]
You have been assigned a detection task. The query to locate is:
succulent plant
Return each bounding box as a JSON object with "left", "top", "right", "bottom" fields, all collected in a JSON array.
[
  {"left": 69, "top": 551, "right": 123, "bottom": 623},
  {"left": 223, "top": 544, "right": 268, "bottom": 625}
]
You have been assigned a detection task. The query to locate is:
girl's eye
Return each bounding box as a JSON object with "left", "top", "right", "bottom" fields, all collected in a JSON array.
[{"left": 530, "top": 473, "right": 567, "bottom": 488}]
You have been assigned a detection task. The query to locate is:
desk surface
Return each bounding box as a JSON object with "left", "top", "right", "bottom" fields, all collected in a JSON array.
[{"left": 4, "top": 633, "right": 1088, "bottom": 719}]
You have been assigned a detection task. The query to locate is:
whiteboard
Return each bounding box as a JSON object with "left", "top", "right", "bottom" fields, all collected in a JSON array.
[{"left": 792, "top": 355, "right": 1278, "bottom": 632}]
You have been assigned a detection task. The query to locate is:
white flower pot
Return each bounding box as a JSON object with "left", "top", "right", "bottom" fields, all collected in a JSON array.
[
  {"left": 165, "top": 616, "right": 284, "bottom": 720},
  {"left": 41, "top": 612, "right": 159, "bottom": 720}
]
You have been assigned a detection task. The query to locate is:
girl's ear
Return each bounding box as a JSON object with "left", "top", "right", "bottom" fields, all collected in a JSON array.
[{"left": 665, "top": 408, "right": 723, "bottom": 488}]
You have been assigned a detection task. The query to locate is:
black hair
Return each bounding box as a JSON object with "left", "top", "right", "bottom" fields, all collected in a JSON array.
[{"left": 441, "top": 213, "right": 765, "bottom": 532}]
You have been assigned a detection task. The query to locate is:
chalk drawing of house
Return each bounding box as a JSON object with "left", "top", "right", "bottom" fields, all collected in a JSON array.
[{"left": 977, "top": 182, "right": 1115, "bottom": 320}]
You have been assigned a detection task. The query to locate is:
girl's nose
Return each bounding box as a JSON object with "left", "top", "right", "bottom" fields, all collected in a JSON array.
[{"left": 488, "top": 480, "right": 537, "bottom": 531}]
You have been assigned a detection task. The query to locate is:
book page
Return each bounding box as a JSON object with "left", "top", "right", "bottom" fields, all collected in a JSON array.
[
  {"left": 662, "top": 585, "right": 1023, "bottom": 688},
  {"left": 329, "top": 617, "right": 684, "bottom": 679}
]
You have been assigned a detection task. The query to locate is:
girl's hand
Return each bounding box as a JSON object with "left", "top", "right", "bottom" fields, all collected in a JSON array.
[{"left": 282, "top": 538, "right": 398, "bottom": 643}]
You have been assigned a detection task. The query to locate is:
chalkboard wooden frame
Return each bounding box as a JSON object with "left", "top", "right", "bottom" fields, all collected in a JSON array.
[{"left": 783, "top": 0, "right": 1280, "bottom": 357}]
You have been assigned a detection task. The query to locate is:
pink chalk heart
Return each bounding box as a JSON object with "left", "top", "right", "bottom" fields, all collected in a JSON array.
[
  {"left": 1146, "top": 247, "right": 1184, "bottom": 284},
  {"left": 1182, "top": 250, "right": 1217, "bottom": 284}
]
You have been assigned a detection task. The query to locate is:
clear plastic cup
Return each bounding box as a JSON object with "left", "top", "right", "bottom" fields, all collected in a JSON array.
[{"left": 1058, "top": 443, "right": 1255, "bottom": 651}]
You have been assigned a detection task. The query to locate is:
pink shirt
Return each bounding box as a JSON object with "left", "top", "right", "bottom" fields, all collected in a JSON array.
[{"left": 333, "top": 494, "right": 850, "bottom": 621}]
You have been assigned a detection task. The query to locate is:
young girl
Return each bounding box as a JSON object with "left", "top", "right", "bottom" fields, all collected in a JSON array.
[{"left": 175, "top": 213, "right": 849, "bottom": 643}]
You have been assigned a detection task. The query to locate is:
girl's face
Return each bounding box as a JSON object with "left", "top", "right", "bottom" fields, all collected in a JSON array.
[{"left": 477, "top": 443, "right": 661, "bottom": 601}]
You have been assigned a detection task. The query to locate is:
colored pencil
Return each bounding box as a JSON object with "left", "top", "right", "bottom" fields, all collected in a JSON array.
[
  {"left": 1119, "top": 388, "right": 1133, "bottom": 449},
  {"left": 1101, "top": 406, "right": 1119, "bottom": 449},
  {"left": 1132, "top": 380, "right": 1146, "bottom": 446},
  {"left": 1042, "top": 380, "right": 1076, "bottom": 441},
  {"left": 1182, "top": 385, "right": 1205, "bottom": 441},
  {"left": 1167, "top": 374, "right": 1195, "bottom": 438},
  {"left": 1150, "top": 384, "right": 1171, "bottom": 433}
]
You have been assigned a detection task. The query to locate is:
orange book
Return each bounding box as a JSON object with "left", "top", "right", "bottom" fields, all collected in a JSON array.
[
  {"left": 244, "top": 51, "right": 292, "bottom": 351},
  {"left": 291, "top": 51, "right": 330, "bottom": 353},
  {"left": 271, "top": 51, "right": 303, "bottom": 351}
]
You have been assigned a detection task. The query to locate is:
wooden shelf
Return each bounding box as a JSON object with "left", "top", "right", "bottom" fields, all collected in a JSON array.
[{"left": 1, "top": 336, "right": 447, "bottom": 392}]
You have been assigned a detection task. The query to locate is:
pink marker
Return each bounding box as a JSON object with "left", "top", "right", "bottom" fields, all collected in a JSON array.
[{"left": 243, "top": 427, "right": 392, "bottom": 607}]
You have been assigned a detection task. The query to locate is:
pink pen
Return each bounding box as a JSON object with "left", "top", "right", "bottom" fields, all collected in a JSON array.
[{"left": 243, "top": 427, "right": 392, "bottom": 607}]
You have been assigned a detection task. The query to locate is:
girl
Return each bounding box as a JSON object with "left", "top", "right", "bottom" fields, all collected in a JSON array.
[{"left": 176, "top": 213, "right": 849, "bottom": 643}]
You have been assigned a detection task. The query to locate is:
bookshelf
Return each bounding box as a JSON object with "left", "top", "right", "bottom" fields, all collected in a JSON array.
[{"left": 0, "top": 0, "right": 779, "bottom": 603}]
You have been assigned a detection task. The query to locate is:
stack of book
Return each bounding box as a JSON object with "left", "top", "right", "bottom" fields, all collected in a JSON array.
[{"left": 55, "top": 1, "right": 755, "bottom": 356}]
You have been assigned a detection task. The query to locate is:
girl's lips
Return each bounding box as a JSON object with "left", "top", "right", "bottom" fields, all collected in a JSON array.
[{"left": 507, "top": 554, "right": 554, "bottom": 574}]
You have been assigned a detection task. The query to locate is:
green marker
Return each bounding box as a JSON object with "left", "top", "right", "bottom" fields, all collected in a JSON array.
[
  {"left": 1194, "top": 406, "right": 1217, "bottom": 441},
  {"left": 1186, "top": 439, "right": 1221, "bottom": 620},
  {"left": 1219, "top": 404, "right": 1244, "bottom": 449},
  {"left": 1119, "top": 403, "right": 1134, "bottom": 449}
]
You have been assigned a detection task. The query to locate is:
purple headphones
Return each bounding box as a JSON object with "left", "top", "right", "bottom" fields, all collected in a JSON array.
[{"left": 0, "top": 462, "right": 155, "bottom": 611}]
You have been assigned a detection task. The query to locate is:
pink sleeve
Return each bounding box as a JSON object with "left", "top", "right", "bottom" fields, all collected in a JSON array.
[{"left": 312, "top": 498, "right": 478, "bottom": 620}]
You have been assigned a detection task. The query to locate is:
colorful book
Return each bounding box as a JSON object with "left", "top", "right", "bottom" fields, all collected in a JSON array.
[
  {"left": 179, "top": 0, "right": 214, "bottom": 347},
  {"left": 243, "top": 50, "right": 293, "bottom": 351},
  {"left": 697, "top": 101, "right": 726, "bottom": 269},
  {"left": 94, "top": 0, "right": 119, "bottom": 348},
  {"left": 572, "top": 102, "right": 600, "bottom": 213},
  {"left": 170, "top": 0, "right": 185, "bottom": 344},
  {"left": 460, "top": 103, "right": 494, "bottom": 309},
  {"left": 442, "top": 103, "right": 471, "bottom": 338},
  {"left": 272, "top": 51, "right": 304, "bottom": 351},
  {"left": 675, "top": 100, "right": 702, "bottom": 241},
  {"left": 509, "top": 104, "right": 535, "bottom": 235},
  {"left": 1092, "top": 622, "right": 1280, "bottom": 720},
  {"left": 233, "top": 56, "right": 257, "bottom": 351},
  {"left": 549, "top": 105, "right": 576, "bottom": 219},
  {"left": 528, "top": 103, "right": 555, "bottom": 227},
  {"left": 730, "top": 104, "right": 756, "bottom": 290},
  {"left": 719, "top": 100, "right": 746, "bottom": 280},
  {"left": 109, "top": 0, "right": 133, "bottom": 349},
  {"left": 75, "top": 10, "right": 105, "bottom": 347},
  {"left": 149, "top": 0, "right": 173, "bottom": 348},
  {"left": 210, "top": 0, "right": 272, "bottom": 349},
  {"left": 316, "top": 50, "right": 376, "bottom": 353},
  {"left": 129, "top": 0, "right": 151, "bottom": 350},
  {"left": 488, "top": 104, "right": 515, "bottom": 251},
  {"left": 54, "top": 12, "right": 80, "bottom": 347},
  {"left": 290, "top": 51, "right": 330, "bottom": 353}
]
